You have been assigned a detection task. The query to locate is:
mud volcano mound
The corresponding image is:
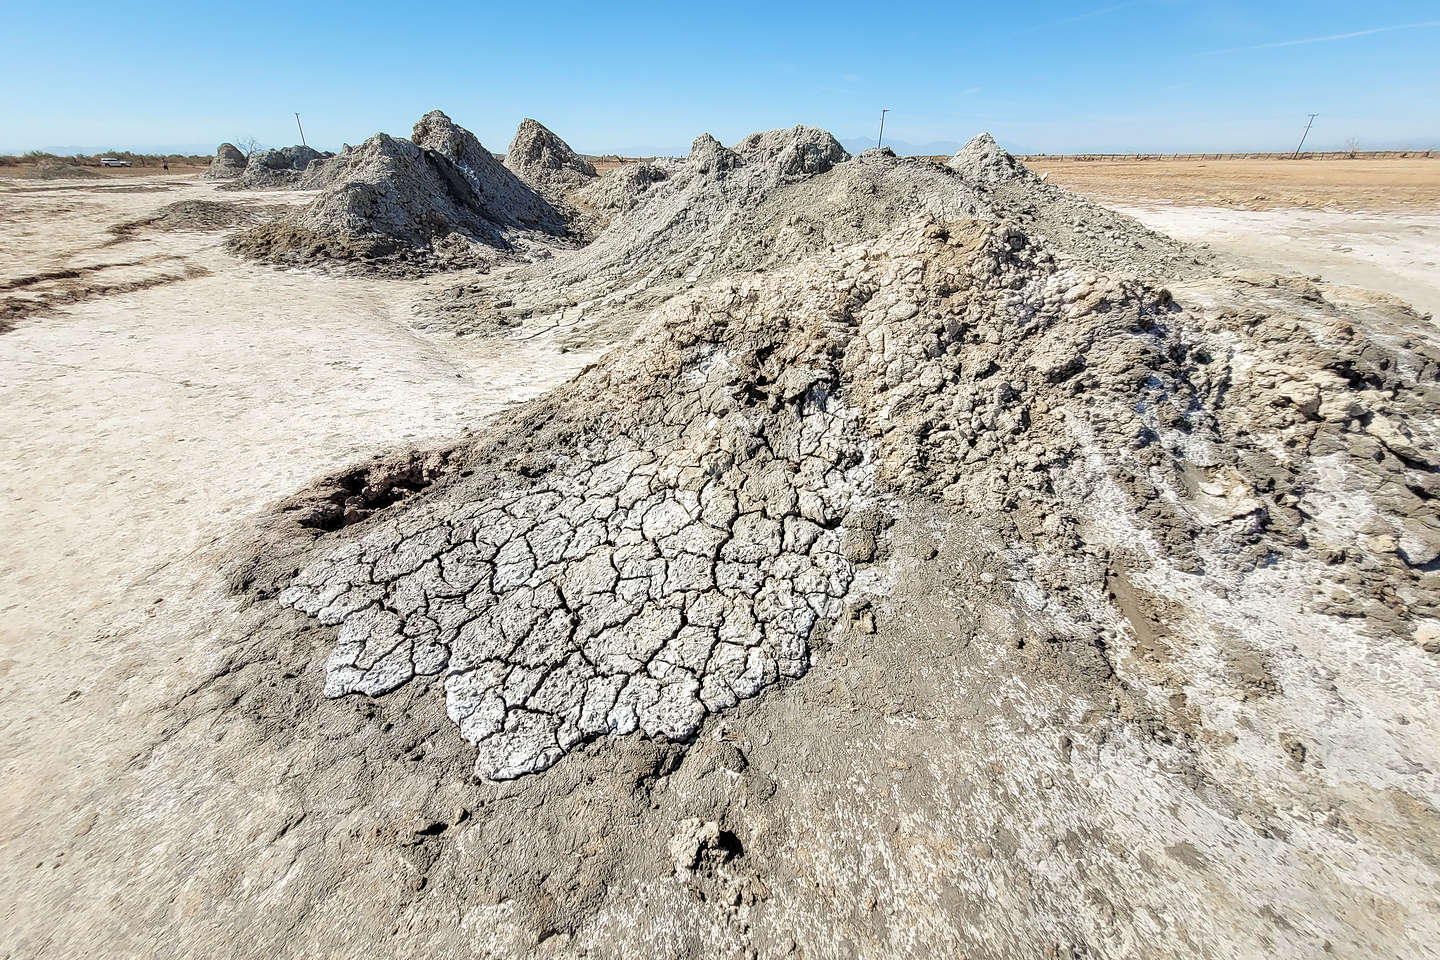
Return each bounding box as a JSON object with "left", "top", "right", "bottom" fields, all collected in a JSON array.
[
  {"left": 412, "top": 110, "right": 566, "bottom": 232},
  {"left": 221, "top": 145, "right": 331, "bottom": 190},
  {"left": 228, "top": 126, "right": 1440, "bottom": 956},
  {"left": 267, "top": 206, "right": 1440, "bottom": 777},
  {"left": 947, "top": 131, "right": 1034, "bottom": 185},
  {"left": 505, "top": 117, "right": 598, "bottom": 199},
  {"left": 204, "top": 142, "right": 248, "bottom": 180},
  {"left": 421, "top": 127, "right": 1186, "bottom": 337},
  {"left": 230, "top": 110, "right": 569, "bottom": 272}
]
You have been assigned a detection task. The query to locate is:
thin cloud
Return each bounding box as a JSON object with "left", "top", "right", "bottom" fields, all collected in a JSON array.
[
  {"left": 1029, "top": 1, "right": 1145, "bottom": 31},
  {"left": 1204, "top": 19, "right": 1440, "bottom": 54}
]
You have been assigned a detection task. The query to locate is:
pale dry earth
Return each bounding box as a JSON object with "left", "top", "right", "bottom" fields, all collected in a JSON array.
[
  {"left": 1113, "top": 205, "right": 1440, "bottom": 320},
  {"left": 0, "top": 174, "right": 608, "bottom": 957},
  {"left": 1032, "top": 156, "right": 1440, "bottom": 320},
  {"left": 1026, "top": 156, "right": 1440, "bottom": 211},
  {"left": 1, "top": 150, "right": 1438, "bottom": 960}
]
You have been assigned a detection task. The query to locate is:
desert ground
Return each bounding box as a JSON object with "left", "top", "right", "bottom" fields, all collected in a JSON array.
[
  {"left": 0, "top": 162, "right": 210, "bottom": 179},
  {"left": 1029, "top": 156, "right": 1440, "bottom": 318},
  {"left": 1026, "top": 155, "right": 1440, "bottom": 210},
  {"left": 2, "top": 168, "right": 611, "bottom": 957},
  {"left": 2, "top": 133, "right": 1438, "bottom": 959}
]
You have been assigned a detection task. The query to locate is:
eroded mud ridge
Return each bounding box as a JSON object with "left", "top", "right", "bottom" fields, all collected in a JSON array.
[{"left": 1, "top": 255, "right": 211, "bottom": 329}]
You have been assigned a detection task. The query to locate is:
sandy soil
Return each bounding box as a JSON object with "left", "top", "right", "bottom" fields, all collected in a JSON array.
[
  {"left": 1115, "top": 204, "right": 1440, "bottom": 319},
  {"left": 0, "top": 163, "right": 209, "bottom": 180},
  {"left": 1022, "top": 157, "right": 1440, "bottom": 319},
  {"left": 1027, "top": 156, "right": 1440, "bottom": 211}
]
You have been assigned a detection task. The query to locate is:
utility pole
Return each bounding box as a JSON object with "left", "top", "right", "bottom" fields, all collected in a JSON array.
[
  {"left": 295, "top": 113, "right": 308, "bottom": 147},
  {"left": 877, "top": 109, "right": 889, "bottom": 149},
  {"left": 1291, "top": 113, "right": 1317, "bottom": 159}
]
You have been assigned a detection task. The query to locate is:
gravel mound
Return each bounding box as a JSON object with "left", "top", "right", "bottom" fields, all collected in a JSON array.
[{"left": 204, "top": 143, "right": 248, "bottom": 180}]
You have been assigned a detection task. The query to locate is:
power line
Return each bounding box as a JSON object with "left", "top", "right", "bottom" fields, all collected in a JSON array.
[{"left": 1292, "top": 113, "right": 1317, "bottom": 158}]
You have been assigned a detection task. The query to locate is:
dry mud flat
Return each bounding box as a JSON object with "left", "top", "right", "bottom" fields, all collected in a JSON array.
[
  {"left": 2, "top": 122, "right": 1440, "bottom": 960},
  {"left": 1113, "top": 205, "right": 1440, "bottom": 320},
  {"left": 1031, "top": 156, "right": 1440, "bottom": 318},
  {"left": 1025, "top": 156, "right": 1440, "bottom": 211}
]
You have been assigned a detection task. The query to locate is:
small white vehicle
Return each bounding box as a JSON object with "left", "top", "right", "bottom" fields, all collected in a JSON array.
[{"left": 98, "top": 158, "right": 132, "bottom": 167}]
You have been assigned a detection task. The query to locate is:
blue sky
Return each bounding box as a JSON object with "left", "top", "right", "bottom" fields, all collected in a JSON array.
[{"left": 2, "top": 0, "right": 1437, "bottom": 155}]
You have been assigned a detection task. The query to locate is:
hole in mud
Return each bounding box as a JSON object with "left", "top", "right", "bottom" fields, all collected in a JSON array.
[
  {"left": 296, "top": 452, "right": 456, "bottom": 531},
  {"left": 714, "top": 829, "right": 744, "bottom": 861}
]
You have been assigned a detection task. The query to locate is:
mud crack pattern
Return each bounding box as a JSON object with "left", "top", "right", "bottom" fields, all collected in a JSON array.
[{"left": 281, "top": 401, "right": 871, "bottom": 779}]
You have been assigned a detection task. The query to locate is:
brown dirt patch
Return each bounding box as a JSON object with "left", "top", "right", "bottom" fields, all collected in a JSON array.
[{"left": 1025, "top": 157, "right": 1440, "bottom": 211}]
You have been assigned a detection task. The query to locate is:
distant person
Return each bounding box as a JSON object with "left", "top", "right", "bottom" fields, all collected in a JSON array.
[{"left": 162, "top": 159, "right": 169, "bottom": 172}]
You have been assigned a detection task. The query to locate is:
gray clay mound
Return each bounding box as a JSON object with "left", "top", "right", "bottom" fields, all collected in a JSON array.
[
  {"left": 732, "top": 124, "right": 850, "bottom": 182},
  {"left": 505, "top": 118, "right": 598, "bottom": 200},
  {"left": 262, "top": 211, "right": 1440, "bottom": 786},
  {"left": 293, "top": 144, "right": 353, "bottom": 190},
  {"left": 412, "top": 110, "right": 566, "bottom": 233},
  {"left": 495, "top": 124, "right": 856, "bottom": 300},
  {"left": 221, "top": 145, "right": 331, "bottom": 190},
  {"left": 572, "top": 160, "right": 671, "bottom": 217},
  {"left": 230, "top": 111, "right": 572, "bottom": 273},
  {"left": 420, "top": 124, "right": 1187, "bottom": 337},
  {"left": 204, "top": 143, "right": 248, "bottom": 180},
  {"left": 947, "top": 131, "right": 1034, "bottom": 185},
  {"left": 230, "top": 132, "right": 507, "bottom": 270}
]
